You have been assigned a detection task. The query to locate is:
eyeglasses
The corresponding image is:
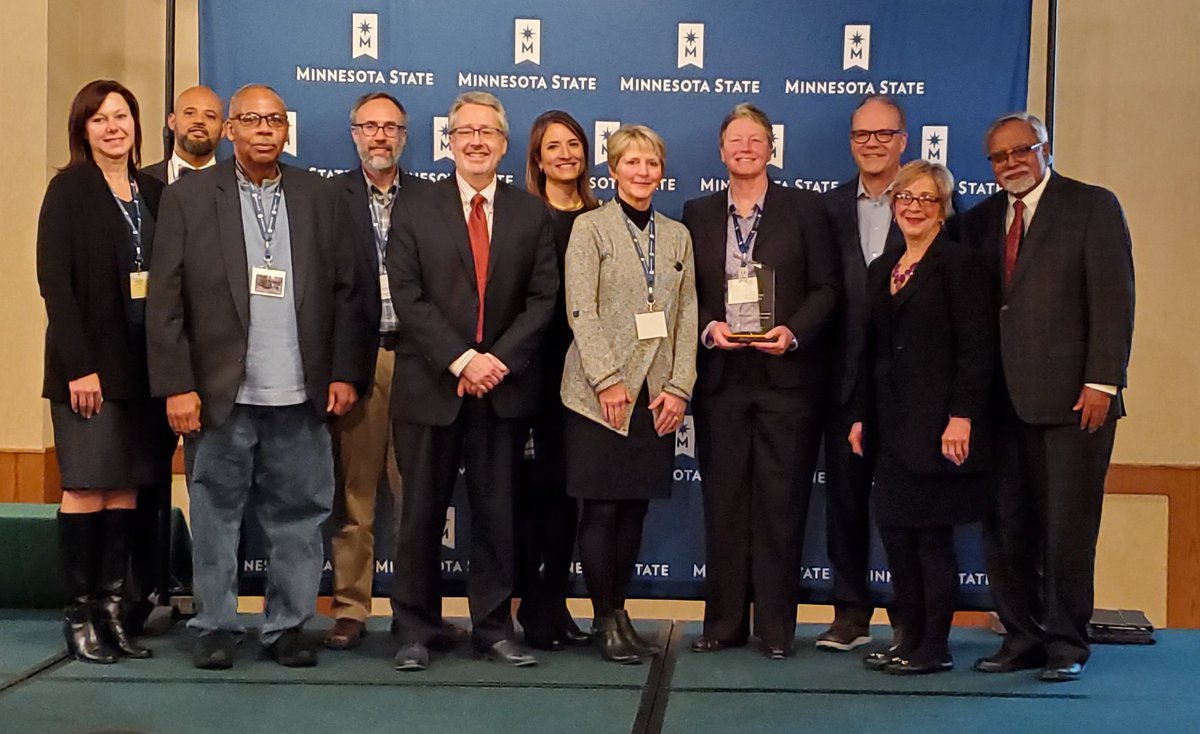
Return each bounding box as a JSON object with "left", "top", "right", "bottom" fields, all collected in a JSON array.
[
  {"left": 894, "top": 192, "right": 942, "bottom": 208},
  {"left": 449, "top": 126, "right": 506, "bottom": 142},
  {"left": 987, "top": 141, "right": 1046, "bottom": 164},
  {"left": 850, "top": 129, "right": 902, "bottom": 144},
  {"left": 232, "top": 112, "right": 289, "bottom": 129},
  {"left": 352, "top": 122, "right": 407, "bottom": 137}
]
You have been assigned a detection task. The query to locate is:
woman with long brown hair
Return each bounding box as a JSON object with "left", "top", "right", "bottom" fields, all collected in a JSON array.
[
  {"left": 37, "top": 80, "right": 177, "bottom": 663},
  {"left": 514, "top": 110, "right": 598, "bottom": 650}
]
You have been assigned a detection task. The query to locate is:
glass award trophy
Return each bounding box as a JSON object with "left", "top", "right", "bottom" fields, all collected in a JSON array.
[{"left": 726, "top": 263, "right": 776, "bottom": 342}]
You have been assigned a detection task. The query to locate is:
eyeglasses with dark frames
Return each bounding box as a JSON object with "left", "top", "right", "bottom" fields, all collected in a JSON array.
[
  {"left": 986, "top": 141, "right": 1046, "bottom": 164},
  {"left": 850, "top": 128, "right": 903, "bottom": 144},
  {"left": 352, "top": 122, "right": 407, "bottom": 137}
]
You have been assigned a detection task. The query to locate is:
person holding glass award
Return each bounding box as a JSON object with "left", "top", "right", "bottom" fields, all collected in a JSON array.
[{"left": 682, "top": 104, "right": 840, "bottom": 659}]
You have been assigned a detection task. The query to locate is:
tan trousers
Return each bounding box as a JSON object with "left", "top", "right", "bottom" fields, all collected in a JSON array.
[{"left": 329, "top": 347, "right": 401, "bottom": 621}]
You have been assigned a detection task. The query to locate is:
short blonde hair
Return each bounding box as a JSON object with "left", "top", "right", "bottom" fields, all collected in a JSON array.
[
  {"left": 449, "top": 91, "right": 509, "bottom": 136},
  {"left": 891, "top": 160, "right": 955, "bottom": 218},
  {"left": 606, "top": 124, "right": 666, "bottom": 171}
]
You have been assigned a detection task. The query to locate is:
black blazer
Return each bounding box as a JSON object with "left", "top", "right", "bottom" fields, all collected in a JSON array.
[
  {"left": 329, "top": 168, "right": 432, "bottom": 388},
  {"left": 37, "top": 163, "right": 165, "bottom": 402},
  {"left": 386, "top": 177, "right": 559, "bottom": 426},
  {"left": 146, "top": 159, "right": 372, "bottom": 427},
  {"left": 858, "top": 234, "right": 995, "bottom": 475},
  {"left": 822, "top": 178, "right": 905, "bottom": 406},
  {"left": 682, "top": 182, "right": 840, "bottom": 394},
  {"left": 949, "top": 172, "right": 1134, "bottom": 426},
  {"left": 141, "top": 159, "right": 168, "bottom": 185}
]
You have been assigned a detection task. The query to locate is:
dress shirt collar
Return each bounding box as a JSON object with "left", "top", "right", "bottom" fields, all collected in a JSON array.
[
  {"left": 726, "top": 188, "right": 766, "bottom": 217},
  {"left": 455, "top": 172, "right": 497, "bottom": 208},
  {"left": 856, "top": 175, "right": 895, "bottom": 202},
  {"left": 363, "top": 166, "right": 400, "bottom": 198},
  {"left": 169, "top": 151, "right": 215, "bottom": 182}
]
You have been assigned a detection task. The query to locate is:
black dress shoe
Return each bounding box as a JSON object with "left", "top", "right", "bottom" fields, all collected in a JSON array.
[
  {"left": 523, "top": 625, "right": 565, "bottom": 651},
  {"left": 1039, "top": 662, "right": 1084, "bottom": 682},
  {"left": 884, "top": 657, "right": 954, "bottom": 675},
  {"left": 193, "top": 631, "right": 235, "bottom": 670},
  {"left": 595, "top": 617, "right": 642, "bottom": 665},
  {"left": 394, "top": 642, "right": 430, "bottom": 671},
  {"left": 264, "top": 628, "right": 318, "bottom": 668},
  {"left": 974, "top": 650, "right": 1045, "bottom": 673},
  {"left": 558, "top": 617, "right": 592, "bottom": 646},
  {"left": 690, "top": 635, "right": 746, "bottom": 653},
  {"left": 863, "top": 651, "right": 901, "bottom": 671},
  {"left": 481, "top": 639, "right": 538, "bottom": 667},
  {"left": 762, "top": 644, "right": 791, "bottom": 660},
  {"left": 614, "top": 610, "right": 661, "bottom": 656}
]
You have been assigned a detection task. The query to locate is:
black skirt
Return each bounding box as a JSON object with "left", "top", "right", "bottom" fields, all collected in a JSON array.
[
  {"left": 871, "top": 447, "right": 988, "bottom": 529},
  {"left": 50, "top": 398, "right": 173, "bottom": 490},
  {"left": 565, "top": 388, "right": 675, "bottom": 501}
]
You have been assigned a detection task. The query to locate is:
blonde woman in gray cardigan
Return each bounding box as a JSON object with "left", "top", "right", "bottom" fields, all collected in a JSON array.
[{"left": 560, "top": 125, "right": 697, "bottom": 664}]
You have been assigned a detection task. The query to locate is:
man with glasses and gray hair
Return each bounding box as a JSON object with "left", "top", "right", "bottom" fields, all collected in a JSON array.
[
  {"left": 148, "top": 84, "right": 372, "bottom": 670},
  {"left": 951, "top": 111, "right": 1134, "bottom": 682},
  {"left": 387, "top": 91, "right": 558, "bottom": 672},
  {"left": 818, "top": 95, "right": 909, "bottom": 653}
]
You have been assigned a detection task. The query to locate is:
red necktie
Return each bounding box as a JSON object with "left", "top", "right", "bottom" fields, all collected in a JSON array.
[
  {"left": 468, "top": 194, "right": 490, "bottom": 342},
  {"left": 1003, "top": 199, "right": 1025, "bottom": 287}
]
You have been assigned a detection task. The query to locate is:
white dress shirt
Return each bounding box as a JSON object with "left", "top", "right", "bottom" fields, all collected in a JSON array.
[{"left": 448, "top": 173, "right": 498, "bottom": 377}]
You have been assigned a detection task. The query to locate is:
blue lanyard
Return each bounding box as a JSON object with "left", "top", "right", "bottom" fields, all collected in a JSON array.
[
  {"left": 368, "top": 182, "right": 398, "bottom": 272},
  {"left": 110, "top": 178, "right": 144, "bottom": 270},
  {"left": 623, "top": 211, "right": 657, "bottom": 304},
  {"left": 730, "top": 204, "right": 762, "bottom": 262},
  {"left": 245, "top": 173, "right": 283, "bottom": 266}
]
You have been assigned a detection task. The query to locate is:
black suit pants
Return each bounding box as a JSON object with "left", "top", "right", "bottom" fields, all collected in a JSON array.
[
  {"left": 985, "top": 401, "right": 1117, "bottom": 665},
  {"left": 391, "top": 399, "right": 523, "bottom": 648},
  {"left": 822, "top": 399, "right": 876, "bottom": 626},
  {"left": 694, "top": 355, "right": 821, "bottom": 648}
]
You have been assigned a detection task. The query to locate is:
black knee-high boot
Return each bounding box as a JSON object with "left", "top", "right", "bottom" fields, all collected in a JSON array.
[
  {"left": 58, "top": 511, "right": 118, "bottom": 664},
  {"left": 98, "top": 509, "right": 152, "bottom": 658}
]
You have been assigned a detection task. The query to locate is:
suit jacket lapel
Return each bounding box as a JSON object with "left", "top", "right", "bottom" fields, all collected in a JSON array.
[
  {"left": 891, "top": 235, "right": 943, "bottom": 312},
  {"left": 753, "top": 184, "right": 784, "bottom": 265},
  {"left": 1008, "top": 172, "right": 1062, "bottom": 293},
  {"left": 487, "top": 184, "right": 512, "bottom": 286},
  {"left": 215, "top": 163, "right": 250, "bottom": 330},
  {"left": 437, "top": 178, "right": 478, "bottom": 285},
  {"left": 282, "top": 166, "right": 313, "bottom": 311},
  {"left": 346, "top": 173, "right": 376, "bottom": 272}
]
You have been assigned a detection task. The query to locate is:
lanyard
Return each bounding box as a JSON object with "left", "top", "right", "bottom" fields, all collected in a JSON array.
[
  {"left": 622, "top": 211, "right": 657, "bottom": 305},
  {"left": 368, "top": 183, "right": 398, "bottom": 272},
  {"left": 110, "top": 178, "right": 144, "bottom": 270},
  {"left": 247, "top": 176, "right": 283, "bottom": 266},
  {"left": 730, "top": 204, "right": 762, "bottom": 263}
]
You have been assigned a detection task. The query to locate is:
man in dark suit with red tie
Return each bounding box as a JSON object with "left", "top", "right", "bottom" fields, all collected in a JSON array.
[
  {"left": 386, "top": 91, "right": 558, "bottom": 672},
  {"left": 952, "top": 112, "right": 1135, "bottom": 682}
]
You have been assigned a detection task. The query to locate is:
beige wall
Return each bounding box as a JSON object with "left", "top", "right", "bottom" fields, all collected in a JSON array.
[{"left": 1029, "top": 0, "right": 1200, "bottom": 464}]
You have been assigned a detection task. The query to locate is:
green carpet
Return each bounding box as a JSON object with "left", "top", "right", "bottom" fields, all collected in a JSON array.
[
  {"left": 0, "top": 682, "right": 643, "bottom": 734},
  {"left": 0, "top": 611, "right": 64, "bottom": 684}
]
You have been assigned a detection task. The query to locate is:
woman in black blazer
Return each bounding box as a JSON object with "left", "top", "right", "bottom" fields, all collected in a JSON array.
[
  {"left": 514, "top": 110, "right": 599, "bottom": 650},
  {"left": 850, "top": 160, "right": 994, "bottom": 675},
  {"left": 37, "top": 80, "right": 176, "bottom": 663}
]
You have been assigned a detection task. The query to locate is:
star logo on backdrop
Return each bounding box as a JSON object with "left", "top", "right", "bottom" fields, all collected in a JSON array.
[
  {"left": 440, "top": 122, "right": 450, "bottom": 138},
  {"left": 358, "top": 20, "right": 372, "bottom": 35},
  {"left": 685, "top": 31, "right": 697, "bottom": 45},
  {"left": 927, "top": 133, "right": 942, "bottom": 147},
  {"left": 521, "top": 26, "right": 535, "bottom": 41},
  {"left": 514, "top": 17, "right": 542, "bottom": 65},
  {"left": 850, "top": 32, "right": 863, "bottom": 46}
]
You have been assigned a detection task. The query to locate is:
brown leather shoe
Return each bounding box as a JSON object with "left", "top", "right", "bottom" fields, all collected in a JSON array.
[{"left": 323, "top": 618, "right": 366, "bottom": 650}]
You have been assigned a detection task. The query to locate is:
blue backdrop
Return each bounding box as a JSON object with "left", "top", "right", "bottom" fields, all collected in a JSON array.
[{"left": 200, "top": 0, "right": 1030, "bottom": 607}]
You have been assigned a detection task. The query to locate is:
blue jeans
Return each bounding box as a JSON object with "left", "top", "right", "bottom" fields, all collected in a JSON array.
[{"left": 184, "top": 403, "right": 333, "bottom": 645}]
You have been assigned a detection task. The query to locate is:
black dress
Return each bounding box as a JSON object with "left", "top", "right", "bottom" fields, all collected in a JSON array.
[
  {"left": 39, "top": 166, "right": 175, "bottom": 490},
  {"left": 860, "top": 236, "right": 994, "bottom": 529}
]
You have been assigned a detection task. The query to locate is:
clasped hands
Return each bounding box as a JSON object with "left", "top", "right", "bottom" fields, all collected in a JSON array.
[
  {"left": 598, "top": 383, "right": 686, "bottom": 436},
  {"left": 709, "top": 322, "right": 795, "bottom": 356},
  {"left": 457, "top": 353, "right": 509, "bottom": 398}
]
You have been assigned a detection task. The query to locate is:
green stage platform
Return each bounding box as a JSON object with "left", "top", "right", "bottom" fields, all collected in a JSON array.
[{"left": 1, "top": 615, "right": 1196, "bottom": 734}]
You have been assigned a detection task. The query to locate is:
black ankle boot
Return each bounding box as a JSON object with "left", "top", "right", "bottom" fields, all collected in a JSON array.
[
  {"left": 593, "top": 616, "right": 641, "bottom": 664},
  {"left": 98, "top": 509, "right": 151, "bottom": 658},
  {"left": 58, "top": 511, "right": 118, "bottom": 664},
  {"left": 614, "top": 610, "right": 661, "bottom": 656}
]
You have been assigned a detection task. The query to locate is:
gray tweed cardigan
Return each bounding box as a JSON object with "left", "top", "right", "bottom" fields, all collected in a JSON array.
[{"left": 559, "top": 200, "right": 698, "bottom": 435}]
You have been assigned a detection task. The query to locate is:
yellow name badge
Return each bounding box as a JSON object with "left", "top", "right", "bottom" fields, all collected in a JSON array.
[
  {"left": 251, "top": 267, "right": 286, "bottom": 298},
  {"left": 635, "top": 310, "right": 668, "bottom": 340},
  {"left": 129, "top": 271, "right": 149, "bottom": 300},
  {"left": 727, "top": 275, "right": 759, "bottom": 305}
]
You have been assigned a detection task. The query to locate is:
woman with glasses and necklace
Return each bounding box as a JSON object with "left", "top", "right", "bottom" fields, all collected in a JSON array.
[
  {"left": 561, "top": 125, "right": 697, "bottom": 664},
  {"left": 849, "top": 160, "right": 994, "bottom": 675},
  {"left": 37, "top": 80, "right": 177, "bottom": 663},
  {"left": 514, "top": 111, "right": 600, "bottom": 651}
]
